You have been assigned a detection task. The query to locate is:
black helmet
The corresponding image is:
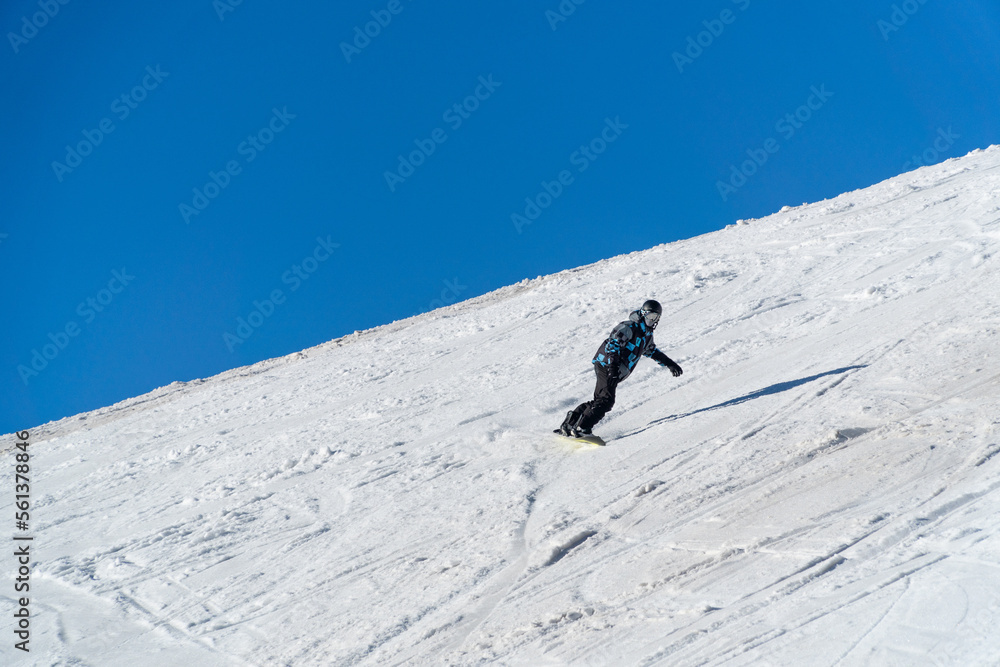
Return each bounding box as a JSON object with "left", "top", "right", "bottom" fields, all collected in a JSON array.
[{"left": 640, "top": 299, "right": 662, "bottom": 329}]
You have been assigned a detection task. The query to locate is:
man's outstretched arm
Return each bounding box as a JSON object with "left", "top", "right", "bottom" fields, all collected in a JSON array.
[{"left": 649, "top": 348, "right": 683, "bottom": 377}]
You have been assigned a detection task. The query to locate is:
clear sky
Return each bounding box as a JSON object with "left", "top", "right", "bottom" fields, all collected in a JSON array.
[{"left": 2, "top": 1, "right": 999, "bottom": 434}]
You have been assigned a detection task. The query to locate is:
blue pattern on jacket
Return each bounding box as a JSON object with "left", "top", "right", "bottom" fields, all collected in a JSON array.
[{"left": 592, "top": 311, "right": 670, "bottom": 381}]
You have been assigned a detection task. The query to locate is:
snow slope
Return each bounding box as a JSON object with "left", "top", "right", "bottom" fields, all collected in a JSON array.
[{"left": 5, "top": 146, "right": 1000, "bottom": 666}]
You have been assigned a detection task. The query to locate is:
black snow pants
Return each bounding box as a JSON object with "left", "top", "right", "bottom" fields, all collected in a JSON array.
[{"left": 570, "top": 364, "right": 618, "bottom": 430}]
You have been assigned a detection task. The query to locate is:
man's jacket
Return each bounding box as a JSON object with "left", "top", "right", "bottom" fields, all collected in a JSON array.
[{"left": 592, "top": 310, "right": 673, "bottom": 381}]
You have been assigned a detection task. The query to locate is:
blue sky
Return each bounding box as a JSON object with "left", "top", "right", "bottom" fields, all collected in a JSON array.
[{"left": 3, "top": 1, "right": 999, "bottom": 434}]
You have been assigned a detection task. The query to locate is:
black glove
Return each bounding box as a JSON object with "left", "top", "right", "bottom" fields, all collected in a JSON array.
[{"left": 665, "top": 359, "right": 683, "bottom": 377}]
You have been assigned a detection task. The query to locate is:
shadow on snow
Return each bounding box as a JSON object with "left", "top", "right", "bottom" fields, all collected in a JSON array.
[{"left": 625, "top": 365, "right": 867, "bottom": 438}]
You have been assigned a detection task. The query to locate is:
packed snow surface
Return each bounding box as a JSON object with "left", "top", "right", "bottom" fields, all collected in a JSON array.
[{"left": 5, "top": 147, "right": 1000, "bottom": 666}]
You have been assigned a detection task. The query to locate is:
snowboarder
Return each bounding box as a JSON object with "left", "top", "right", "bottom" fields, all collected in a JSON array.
[{"left": 557, "top": 300, "right": 683, "bottom": 438}]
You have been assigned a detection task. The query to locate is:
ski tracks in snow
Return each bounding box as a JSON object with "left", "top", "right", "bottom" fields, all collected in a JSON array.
[{"left": 6, "top": 146, "right": 1000, "bottom": 666}]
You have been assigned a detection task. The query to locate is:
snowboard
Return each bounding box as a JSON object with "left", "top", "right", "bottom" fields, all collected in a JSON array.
[{"left": 553, "top": 431, "right": 606, "bottom": 447}]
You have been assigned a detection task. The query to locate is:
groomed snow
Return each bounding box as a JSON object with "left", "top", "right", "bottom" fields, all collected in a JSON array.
[{"left": 5, "top": 146, "right": 1000, "bottom": 666}]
